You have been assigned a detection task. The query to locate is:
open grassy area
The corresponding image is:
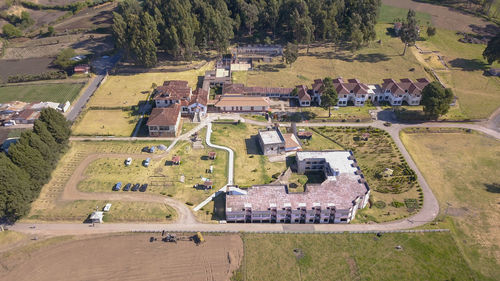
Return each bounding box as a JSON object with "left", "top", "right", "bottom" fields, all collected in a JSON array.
[
  {"left": 0, "top": 231, "right": 27, "bottom": 248},
  {"left": 89, "top": 62, "right": 214, "bottom": 107},
  {"left": 25, "top": 200, "right": 176, "bottom": 223},
  {"left": 241, "top": 24, "right": 429, "bottom": 88},
  {"left": 72, "top": 109, "right": 139, "bottom": 136},
  {"left": 180, "top": 119, "right": 199, "bottom": 134},
  {"left": 236, "top": 232, "right": 476, "bottom": 281},
  {"left": 78, "top": 130, "right": 228, "bottom": 208},
  {"left": 27, "top": 140, "right": 174, "bottom": 222},
  {"left": 415, "top": 28, "right": 500, "bottom": 119},
  {"left": 314, "top": 126, "right": 421, "bottom": 222},
  {"left": 378, "top": 4, "right": 432, "bottom": 24},
  {"left": 211, "top": 123, "right": 286, "bottom": 187},
  {"left": 302, "top": 105, "right": 375, "bottom": 122},
  {"left": 401, "top": 128, "right": 500, "bottom": 279},
  {"left": 0, "top": 83, "right": 85, "bottom": 103}
]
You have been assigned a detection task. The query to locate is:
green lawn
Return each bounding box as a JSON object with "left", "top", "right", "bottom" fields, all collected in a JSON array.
[
  {"left": 302, "top": 105, "right": 375, "bottom": 122},
  {"left": 211, "top": 123, "right": 286, "bottom": 187},
  {"left": 0, "top": 83, "right": 85, "bottom": 103},
  {"left": 401, "top": 128, "right": 500, "bottom": 279},
  {"left": 236, "top": 232, "right": 477, "bottom": 281},
  {"left": 378, "top": 4, "right": 432, "bottom": 24},
  {"left": 72, "top": 109, "right": 139, "bottom": 136}
]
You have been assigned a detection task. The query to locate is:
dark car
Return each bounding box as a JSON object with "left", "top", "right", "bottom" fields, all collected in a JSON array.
[
  {"left": 131, "top": 183, "right": 140, "bottom": 191},
  {"left": 142, "top": 146, "right": 149, "bottom": 152},
  {"left": 123, "top": 183, "right": 131, "bottom": 191},
  {"left": 112, "top": 182, "right": 122, "bottom": 191},
  {"left": 139, "top": 184, "right": 148, "bottom": 192}
]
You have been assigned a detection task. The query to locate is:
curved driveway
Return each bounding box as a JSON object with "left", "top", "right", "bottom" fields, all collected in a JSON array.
[{"left": 11, "top": 115, "right": 500, "bottom": 236}]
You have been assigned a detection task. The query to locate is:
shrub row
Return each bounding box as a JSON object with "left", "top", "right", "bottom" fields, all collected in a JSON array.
[
  {"left": 7, "top": 71, "right": 67, "bottom": 83},
  {"left": 20, "top": 0, "right": 113, "bottom": 13}
]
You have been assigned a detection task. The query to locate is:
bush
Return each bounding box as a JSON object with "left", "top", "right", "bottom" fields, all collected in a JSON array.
[
  {"left": 374, "top": 201, "right": 386, "bottom": 209},
  {"left": 185, "top": 201, "right": 194, "bottom": 206},
  {"left": 7, "top": 71, "right": 67, "bottom": 83},
  {"left": 53, "top": 48, "right": 77, "bottom": 70},
  {"left": 390, "top": 201, "right": 404, "bottom": 208},
  {"left": 2, "top": 23, "right": 22, "bottom": 38},
  {"left": 271, "top": 172, "right": 281, "bottom": 179}
]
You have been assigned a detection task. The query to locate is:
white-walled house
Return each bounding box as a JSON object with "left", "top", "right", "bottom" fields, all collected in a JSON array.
[
  {"left": 146, "top": 104, "right": 181, "bottom": 137},
  {"left": 379, "top": 78, "right": 430, "bottom": 106},
  {"left": 333, "top": 78, "right": 373, "bottom": 107}
]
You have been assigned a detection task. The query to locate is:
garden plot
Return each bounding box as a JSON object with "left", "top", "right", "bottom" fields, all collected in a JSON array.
[{"left": 313, "top": 126, "right": 421, "bottom": 222}]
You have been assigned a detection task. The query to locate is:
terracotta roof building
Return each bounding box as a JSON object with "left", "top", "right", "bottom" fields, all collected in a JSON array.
[
  {"left": 379, "top": 78, "right": 430, "bottom": 105},
  {"left": 153, "top": 80, "right": 192, "bottom": 108},
  {"left": 222, "top": 83, "right": 293, "bottom": 98},
  {"left": 214, "top": 96, "right": 270, "bottom": 112},
  {"left": 146, "top": 104, "right": 181, "bottom": 137}
]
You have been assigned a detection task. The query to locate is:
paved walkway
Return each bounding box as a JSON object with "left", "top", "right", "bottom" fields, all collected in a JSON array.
[{"left": 10, "top": 113, "right": 500, "bottom": 236}]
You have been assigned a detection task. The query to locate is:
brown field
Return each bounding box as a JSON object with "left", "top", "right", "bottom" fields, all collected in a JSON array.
[
  {"left": 382, "top": 0, "right": 498, "bottom": 34},
  {"left": 0, "top": 233, "right": 243, "bottom": 281},
  {"left": 53, "top": 2, "right": 116, "bottom": 32},
  {"left": 0, "top": 57, "right": 56, "bottom": 82}
]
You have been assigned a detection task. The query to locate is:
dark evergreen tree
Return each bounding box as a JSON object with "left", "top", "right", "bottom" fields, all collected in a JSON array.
[
  {"left": 38, "top": 108, "right": 71, "bottom": 147},
  {"left": 421, "top": 81, "right": 454, "bottom": 119},
  {"left": 0, "top": 154, "right": 33, "bottom": 221},
  {"left": 400, "top": 9, "right": 419, "bottom": 56},
  {"left": 483, "top": 32, "right": 500, "bottom": 64},
  {"left": 8, "top": 140, "right": 51, "bottom": 189},
  {"left": 321, "top": 77, "right": 339, "bottom": 117}
]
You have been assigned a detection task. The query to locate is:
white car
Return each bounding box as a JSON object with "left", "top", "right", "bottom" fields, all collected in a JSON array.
[{"left": 125, "top": 157, "right": 132, "bottom": 166}]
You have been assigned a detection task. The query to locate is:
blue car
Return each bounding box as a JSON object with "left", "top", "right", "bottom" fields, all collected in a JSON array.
[
  {"left": 123, "top": 183, "right": 131, "bottom": 191},
  {"left": 143, "top": 158, "right": 151, "bottom": 167},
  {"left": 149, "top": 146, "right": 156, "bottom": 153},
  {"left": 113, "top": 182, "right": 122, "bottom": 191}
]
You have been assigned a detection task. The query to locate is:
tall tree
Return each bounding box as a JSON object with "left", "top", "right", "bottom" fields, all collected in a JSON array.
[
  {"left": 18, "top": 131, "right": 57, "bottom": 168},
  {"left": 112, "top": 12, "right": 128, "bottom": 50},
  {"left": 284, "top": 42, "right": 299, "bottom": 65},
  {"left": 421, "top": 81, "right": 454, "bottom": 119},
  {"left": 8, "top": 140, "right": 51, "bottom": 188},
  {"left": 0, "top": 154, "right": 33, "bottom": 221},
  {"left": 321, "top": 77, "right": 339, "bottom": 117},
  {"left": 291, "top": 8, "right": 314, "bottom": 53},
  {"left": 38, "top": 108, "right": 71, "bottom": 147},
  {"left": 400, "top": 9, "right": 419, "bottom": 56},
  {"left": 241, "top": 1, "right": 259, "bottom": 36},
  {"left": 483, "top": 32, "right": 500, "bottom": 64},
  {"left": 33, "top": 120, "right": 59, "bottom": 153},
  {"left": 135, "top": 12, "right": 159, "bottom": 67}
]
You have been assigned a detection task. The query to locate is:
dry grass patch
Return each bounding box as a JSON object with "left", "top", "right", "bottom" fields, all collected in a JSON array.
[
  {"left": 72, "top": 109, "right": 138, "bottom": 136},
  {"left": 89, "top": 61, "right": 214, "bottom": 107},
  {"left": 401, "top": 129, "right": 500, "bottom": 279}
]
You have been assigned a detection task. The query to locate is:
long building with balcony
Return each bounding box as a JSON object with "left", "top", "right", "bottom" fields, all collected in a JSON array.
[{"left": 225, "top": 151, "right": 370, "bottom": 224}]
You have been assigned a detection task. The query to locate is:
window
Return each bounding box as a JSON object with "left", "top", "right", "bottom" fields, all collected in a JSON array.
[
  {"left": 159, "top": 126, "right": 170, "bottom": 131},
  {"left": 250, "top": 106, "right": 254, "bottom": 111},
  {"left": 324, "top": 219, "right": 328, "bottom": 222},
  {"left": 344, "top": 95, "right": 347, "bottom": 98}
]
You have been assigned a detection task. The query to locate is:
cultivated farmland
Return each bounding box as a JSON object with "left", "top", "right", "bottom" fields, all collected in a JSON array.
[
  {"left": 0, "top": 233, "right": 243, "bottom": 281},
  {"left": 0, "top": 82, "right": 85, "bottom": 103},
  {"left": 401, "top": 128, "right": 500, "bottom": 279}
]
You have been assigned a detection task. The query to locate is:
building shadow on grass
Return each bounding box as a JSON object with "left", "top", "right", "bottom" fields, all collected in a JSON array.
[
  {"left": 212, "top": 193, "right": 226, "bottom": 220},
  {"left": 485, "top": 183, "right": 500, "bottom": 193},
  {"left": 448, "top": 58, "right": 488, "bottom": 71},
  {"left": 245, "top": 135, "right": 262, "bottom": 155}
]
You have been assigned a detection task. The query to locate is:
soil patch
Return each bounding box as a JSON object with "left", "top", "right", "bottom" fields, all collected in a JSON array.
[
  {"left": 0, "top": 58, "right": 55, "bottom": 82},
  {"left": 0, "top": 233, "right": 243, "bottom": 281}
]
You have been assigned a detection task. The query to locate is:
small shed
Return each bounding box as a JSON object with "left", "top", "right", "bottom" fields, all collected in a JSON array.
[
  {"left": 203, "top": 181, "right": 213, "bottom": 189},
  {"left": 297, "top": 131, "right": 313, "bottom": 139},
  {"left": 90, "top": 211, "right": 103, "bottom": 223},
  {"left": 172, "top": 155, "right": 181, "bottom": 165},
  {"left": 74, "top": 64, "right": 90, "bottom": 74},
  {"left": 208, "top": 151, "right": 216, "bottom": 160},
  {"left": 361, "top": 133, "right": 370, "bottom": 141}
]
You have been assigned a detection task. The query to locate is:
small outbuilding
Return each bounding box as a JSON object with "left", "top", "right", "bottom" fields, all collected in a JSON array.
[
  {"left": 297, "top": 131, "right": 313, "bottom": 140},
  {"left": 74, "top": 64, "right": 90, "bottom": 74},
  {"left": 208, "top": 151, "right": 216, "bottom": 160},
  {"left": 90, "top": 211, "right": 104, "bottom": 223},
  {"left": 172, "top": 155, "right": 181, "bottom": 165},
  {"left": 383, "top": 168, "right": 394, "bottom": 177}
]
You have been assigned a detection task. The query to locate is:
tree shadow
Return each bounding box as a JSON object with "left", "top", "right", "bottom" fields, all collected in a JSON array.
[
  {"left": 485, "top": 183, "right": 500, "bottom": 193},
  {"left": 469, "top": 24, "right": 500, "bottom": 37},
  {"left": 355, "top": 53, "right": 391, "bottom": 63},
  {"left": 448, "top": 58, "right": 488, "bottom": 71},
  {"left": 245, "top": 135, "right": 261, "bottom": 155}
]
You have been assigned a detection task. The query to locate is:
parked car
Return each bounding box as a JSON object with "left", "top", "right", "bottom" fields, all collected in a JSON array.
[
  {"left": 139, "top": 184, "right": 148, "bottom": 192},
  {"left": 123, "top": 183, "right": 131, "bottom": 191},
  {"left": 149, "top": 146, "right": 156, "bottom": 153},
  {"left": 143, "top": 158, "right": 151, "bottom": 167},
  {"left": 131, "top": 183, "right": 140, "bottom": 191},
  {"left": 142, "top": 146, "right": 149, "bottom": 152},
  {"left": 125, "top": 157, "right": 132, "bottom": 166},
  {"left": 113, "top": 182, "right": 122, "bottom": 191}
]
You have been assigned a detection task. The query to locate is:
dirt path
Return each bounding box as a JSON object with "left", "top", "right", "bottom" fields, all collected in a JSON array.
[{"left": 382, "top": 0, "right": 498, "bottom": 35}]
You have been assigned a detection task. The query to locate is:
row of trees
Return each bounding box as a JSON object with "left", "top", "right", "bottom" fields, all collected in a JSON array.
[
  {"left": 112, "top": 0, "right": 382, "bottom": 66},
  {"left": 0, "top": 108, "right": 71, "bottom": 222}
]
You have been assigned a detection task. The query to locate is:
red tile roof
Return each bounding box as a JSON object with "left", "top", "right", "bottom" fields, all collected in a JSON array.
[
  {"left": 296, "top": 85, "right": 311, "bottom": 101},
  {"left": 146, "top": 104, "right": 181, "bottom": 126},
  {"left": 189, "top": 88, "right": 208, "bottom": 106},
  {"left": 154, "top": 80, "right": 191, "bottom": 101}
]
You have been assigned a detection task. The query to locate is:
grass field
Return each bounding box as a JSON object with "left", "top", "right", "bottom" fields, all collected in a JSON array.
[
  {"left": 236, "top": 232, "right": 477, "bottom": 281},
  {"left": 0, "top": 83, "right": 85, "bottom": 103},
  {"left": 240, "top": 24, "right": 429, "bottom": 88},
  {"left": 211, "top": 123, "right": 286, "bottom": 187},
  {"left": 78, "top": 129, "right": 228, "bottom": 209},
  {"left": 302, "top": 105, "right": 375, "bottom": 121},
  {"left": 314, "top": 126, "right": 421, "bottom": 222},
  {"left": 89, "top": 62, "right": 214, "bottom": 107},
  {"left": 72, "top": 109, "right": 139, "bottom": 136},
  {"left": 0, "top": 231, "right": 27, "bottom": 248},
  {"left": 26, "top": 140, "right": 176, "bottom": 222},
  {"left": 25, "top": 200, "right": 176, "bottom": 223},
  {"left": 378, "top": 4, "right": 432, "bottom": 24},
  {"left": 401, "top": 128, "right": 500, "bottom": 279}
]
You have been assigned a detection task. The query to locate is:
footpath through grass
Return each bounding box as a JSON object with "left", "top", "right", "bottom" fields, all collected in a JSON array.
[
  {"left": 235, "top": 232, "right": 476, "bottom": 281},
  {"left": 401, "top": 128, "right": 500, "bottom": 279},
  {"left": 0, "top": 83, "right": 85, "bottom": 103}
]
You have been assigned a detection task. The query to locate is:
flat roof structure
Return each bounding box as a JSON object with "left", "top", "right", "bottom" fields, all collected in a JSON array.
[
  {"left": 259, "top": 129, "right": 283, "bottom": 145},
  {"left": 296, "top": 151, "right": 357, "bottom": 174}
]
